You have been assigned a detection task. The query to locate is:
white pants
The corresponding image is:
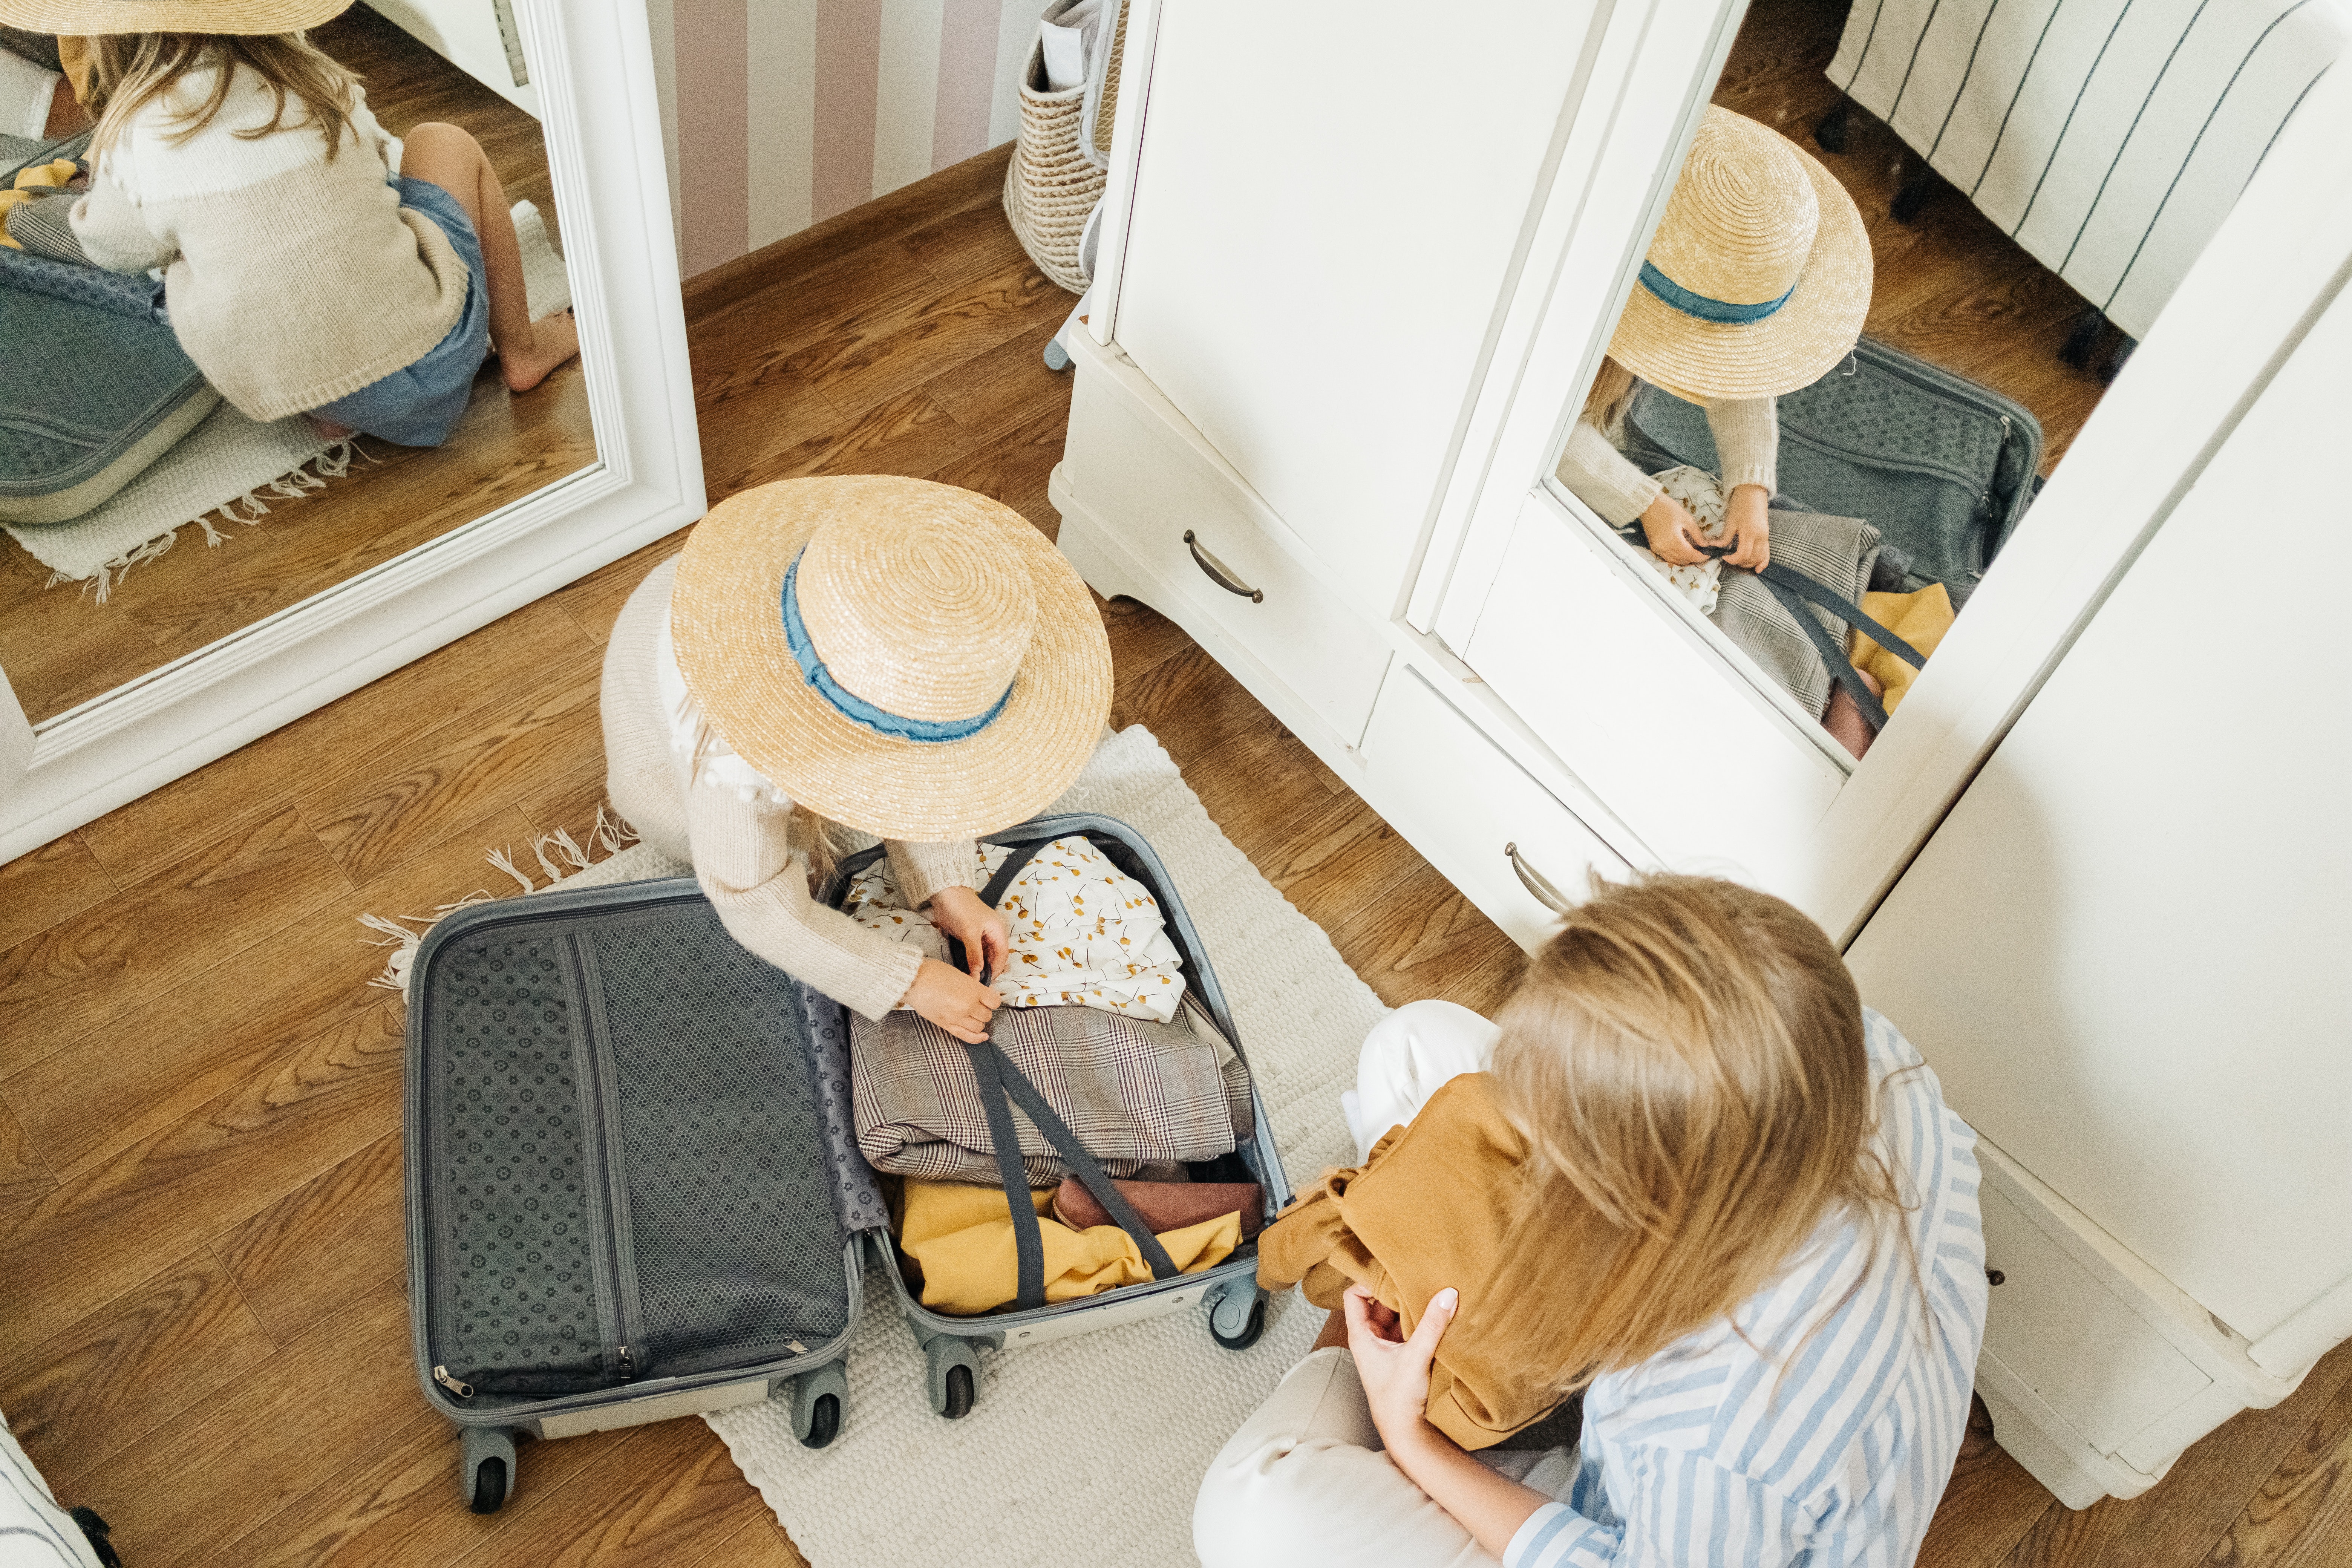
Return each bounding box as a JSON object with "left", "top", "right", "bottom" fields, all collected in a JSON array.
[{"left": 1197, "top": 1002, "right": 1573, "bottom": 1567}]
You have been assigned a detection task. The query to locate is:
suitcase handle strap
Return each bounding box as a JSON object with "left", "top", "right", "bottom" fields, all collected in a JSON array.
[
  {"left": 948, "top": 836, "right": 1184, "bottom": 1312},
  {"left": 1705, "top": 549, "right": 1928, "bottom": 735}
]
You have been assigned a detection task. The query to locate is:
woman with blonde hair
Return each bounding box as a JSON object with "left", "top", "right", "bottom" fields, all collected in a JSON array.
[
  {"left": 1196, "top": 875, "right": 1988, "bottom": 1566},
  {"left": 6, "top": 0, "right": 577, "bottom": 447}
]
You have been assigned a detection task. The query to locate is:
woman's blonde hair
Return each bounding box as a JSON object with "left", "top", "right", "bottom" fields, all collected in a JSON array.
[
  {"left": 86, "top": 32, "right": 359, "bottom": 158},
  {"left": 1484, "top": 874, "right": 1915, "bottom": 1394},
  {"left": 1580, "top": 354, "right": 1639, "bottom": 434}
]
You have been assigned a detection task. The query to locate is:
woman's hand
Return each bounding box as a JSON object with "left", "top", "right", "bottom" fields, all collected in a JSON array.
[
  {"left": 1344, "top": 1282, "right": 1459, "bottom": 1454},
  {"left": 927, "top": 885, "right": 1011, "bottom": 980},
  {"left": 1638, "top": 492, "right": 1712, "bottom": 565},
  {"left": 901, "top": 956, "right": 1003, "bottom": 1043},
  {"left": 1720, "top": 483, "right": 1771, "bottom": 569}
]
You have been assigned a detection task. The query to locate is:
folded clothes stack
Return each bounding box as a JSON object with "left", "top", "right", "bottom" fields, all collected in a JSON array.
[{"left": 895, "top": 1179, "right": 1248, "bottom": 1315}]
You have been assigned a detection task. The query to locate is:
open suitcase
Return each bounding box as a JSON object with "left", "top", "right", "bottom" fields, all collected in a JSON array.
[
  {"left": 405, "top": 811, "right": 1287, "bottom": 1513},
  {"left": 1620, "top": 334, "right": 2042, "bottom": 606}
]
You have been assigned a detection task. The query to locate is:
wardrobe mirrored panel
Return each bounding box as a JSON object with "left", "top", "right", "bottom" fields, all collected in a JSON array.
[
  {"left": 1548, "top": 0, "right": 2314, "bottom": 762},
  {"left": 0, "top": 2, "right": 592, "bottom": 727}
]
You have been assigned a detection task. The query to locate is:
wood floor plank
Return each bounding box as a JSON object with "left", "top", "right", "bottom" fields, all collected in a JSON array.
[
  {"left": 1246, "top": 789, "right": 1429, "bottom": 942},
  {"left": 76, "top": 594, "right": 595, "bottom": 892},
  {"left": 0, "top": 1250, "right": 275, "bottom": 1493},
  {"left": 299, "top": 665, "right": 604, "bottom": 889},
  {"left": 1096, "top": 593, "right": 1200, "bottom": 692},
  {"left": 901, "top": 188, "right": 1037, "bottom": 291},
  {"left": 212, "top": 1129, "right": 406, "bottom": 1346},
  {"left": 232, "top": 1409, "right": 637, "bottom": 1568},
  {"left": 1, "top": 816, "right": 523, "bottom": 1185},
  {"left": 513, "top": 762, "right": 622, "bottom": 868},
  {"left": 0, "top": 1098, "right": 54, "bottom": 1222},
  {"left": 0, "top": 833, "right": 116, "bottom": 953},
  {"left": 923, "top": 315, "right": 1078, "bottom": 445},
  {"left": 0, "top": 1002, "right": 407, "bottom": 1354},
  {"left": 447, "top": 1416, "right": 779, "bottom": 1568},
  {"left": 782, "top": 257, "right": 1068, "bottom": 423},
  {"left": 1328, "top": 863, "right": 1525, "bottom": 1015},
  {"left": 1999, "top": 1340, "right": 2352, "bottom": 1568},
  {"left": 2195, "top": 1366, "right": 2352, "bottom": 1568},
  {"left": 551, "top": 534, "right": 687, "bottom": 648},
  {"left": 691, "top": 238, "right": 940, "bottom": 387},
  {"left": 926, "top": 396, "right": 1073, "bottom": 537},
  {"left": 68, "top": 1277, "right": 419, "bottom": 1568},
  {"left": 0, "top": 808, "right": 352, "bottom": 1080}
]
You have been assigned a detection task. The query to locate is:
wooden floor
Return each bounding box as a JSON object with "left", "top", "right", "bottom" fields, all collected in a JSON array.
[
  {"left": 0, "top": 2, "right": 593, "bottom": 726},
  {"left": 1715, "top": 0, "right": 2115, "bottom": 477},
  {"left": 2, "top": 106, "right": 2347, "bottom": 1568}
]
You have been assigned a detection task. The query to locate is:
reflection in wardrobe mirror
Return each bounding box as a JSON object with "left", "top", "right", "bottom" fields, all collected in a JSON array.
[
  {"left": 0, "top": 2, "right": 590, "bottom": 727},
  {"left": 1553, "top": 0, "right": 2323, "bottom": 763}
]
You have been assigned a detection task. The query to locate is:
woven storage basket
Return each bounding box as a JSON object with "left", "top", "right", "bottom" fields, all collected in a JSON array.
[{"left": 1003, "top": 1, "right": 1126, "bottom": 294}]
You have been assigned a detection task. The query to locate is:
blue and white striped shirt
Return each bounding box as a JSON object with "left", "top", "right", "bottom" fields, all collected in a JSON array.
[{"left": 1505, "top": 1011, "right": 1987, "bottom": 1568}]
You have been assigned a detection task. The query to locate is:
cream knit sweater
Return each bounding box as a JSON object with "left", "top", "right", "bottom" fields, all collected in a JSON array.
[
  {"left": 1555, "top": 395, "right": 1779, "bottom": 526},
  {"left": 601, "top": 559, "right": 981, "bottom": 1021},
  {"left": 71, "top": 58, "right": 469, "bottom": 421}
]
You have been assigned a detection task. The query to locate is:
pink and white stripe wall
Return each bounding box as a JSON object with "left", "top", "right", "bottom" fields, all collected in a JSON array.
[{"left": 646, "top": 0, "right": 1043, "bottom": 278}]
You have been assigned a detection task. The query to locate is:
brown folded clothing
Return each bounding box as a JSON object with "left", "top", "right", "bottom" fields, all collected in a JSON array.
[{"left": 1051, "top": 1177, "right": 1265, "bottom": 1240}]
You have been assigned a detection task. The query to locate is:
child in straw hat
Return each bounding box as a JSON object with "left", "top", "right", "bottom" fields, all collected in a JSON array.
[
  {"left": 7, "top": 0, "right": 577, "bottom": 447},
  {"left": 1557, "top": 106, "right": 1874, "bottom": 576},
  {"left": 599, "top": 476, "right": 1115, "bottom": 1044}
]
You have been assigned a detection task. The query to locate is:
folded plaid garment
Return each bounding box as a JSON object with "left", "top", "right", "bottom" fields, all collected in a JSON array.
[{"left": 851, "top": 994, "right": 1252, "bottom": 1187}]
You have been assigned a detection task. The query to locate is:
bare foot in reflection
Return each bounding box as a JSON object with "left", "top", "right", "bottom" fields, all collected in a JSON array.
[
  {"left": 1823, "top": 668, "right": 1885, "bottom": 761},
  {"left": 308, "top": 413, "right": 355, "bottom": 441},
  {"left": 501, "top": 310, "right": 579, "bottom": 394}
]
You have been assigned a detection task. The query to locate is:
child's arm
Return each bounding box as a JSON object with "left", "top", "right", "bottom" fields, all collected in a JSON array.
[{"left": 69, "top": 171, "right": 174, "bottom": 275}]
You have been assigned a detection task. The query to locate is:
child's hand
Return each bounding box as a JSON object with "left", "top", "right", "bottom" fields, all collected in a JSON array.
[
  {"left": 901, "top": 957, "right": 1003, "bottom": 1043},
  {"left": 1639, "top": 492, "right": 1712, "bottom": 565},
  {"left": 928, "top": 884, "right": 1011, "bottom": 980},
  {"left": 1721, "top": 483, "right": 1771, "bottom": 570}
]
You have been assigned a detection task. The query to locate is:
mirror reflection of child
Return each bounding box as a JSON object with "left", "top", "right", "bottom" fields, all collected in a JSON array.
[
  {"left": 12, "top": 0, "right": 579, "bottom": 449},
  {"left": 1558, "top": 107, "right": 1876, "bottom": 575}
]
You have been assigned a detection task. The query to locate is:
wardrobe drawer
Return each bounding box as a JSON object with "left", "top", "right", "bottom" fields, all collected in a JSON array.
[
  {"left": 1062, "top": 361, "right": 1391, "bottom": 743},
  {"left": 1360, "top": 665, "right": 1630, "bottom": 949},
  {"left": 1978, "top": 1182, "right": 2210, "bottom": 1457}
]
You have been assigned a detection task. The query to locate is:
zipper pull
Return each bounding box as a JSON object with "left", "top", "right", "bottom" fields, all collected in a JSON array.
[
  {"left": 615, "top": 1343, "right": 635, "bottom": 1379},
  {"left": 433, "top": 1365, "right": 475, "bottom": 1399}
]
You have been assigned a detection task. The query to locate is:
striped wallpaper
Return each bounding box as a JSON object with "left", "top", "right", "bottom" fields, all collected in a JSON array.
[{"left": 643, "top": 0, "right": 1043, "bottom": 277}]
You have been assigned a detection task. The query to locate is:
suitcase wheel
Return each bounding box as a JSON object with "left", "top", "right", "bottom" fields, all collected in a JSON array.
[
  {"left": 1207, "top": 1283, "right": 1268, "bottom": 1352},
  {"left": 459, "top": 1427, "right": 519, "bottom": 1514},
  {"left": 789, "top": 1361, "right": 849, "bottom": 1449},
  {"left": 925, "top": 1336, "right": 983, "bottom": 1419}
]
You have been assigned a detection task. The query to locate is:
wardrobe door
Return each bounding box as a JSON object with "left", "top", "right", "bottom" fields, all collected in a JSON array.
[{"left": 1106, "top": 0, "right": 1604, "bottom": 622}]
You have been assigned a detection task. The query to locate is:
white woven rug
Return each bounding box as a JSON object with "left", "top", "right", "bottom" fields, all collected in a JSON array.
[
  {"left": 375, "top": 726, "right": 1380, "bottom": 1567},
  {"left": 9, "top": 200, "right": 571, "bottom": 595}
]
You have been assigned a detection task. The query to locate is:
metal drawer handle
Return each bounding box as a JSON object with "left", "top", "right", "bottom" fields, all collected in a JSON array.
[
  {"left": 1183, "top": 530, "right": 1264, "bottom": 603},
  {"left": 1505, "top": 842, "right": 1573, "bottom": 916}
]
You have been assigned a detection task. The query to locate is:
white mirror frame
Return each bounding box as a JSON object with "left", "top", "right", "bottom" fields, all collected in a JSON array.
[{"left": 0, "top": 0, "right": 702, "bottom": 863}]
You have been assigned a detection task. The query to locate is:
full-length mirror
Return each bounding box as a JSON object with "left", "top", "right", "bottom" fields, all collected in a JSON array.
[{"left": 0, "top": 3, "right": 594, "bottom": 726}]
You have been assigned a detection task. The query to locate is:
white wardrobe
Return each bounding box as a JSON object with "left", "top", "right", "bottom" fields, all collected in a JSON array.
[{"left": 1049, "top": 0, "right": 2352, "bottom": 1511}]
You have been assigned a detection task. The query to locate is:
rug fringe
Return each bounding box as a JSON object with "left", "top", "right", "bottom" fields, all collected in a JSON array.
[
  {"left": 360, "top": 808, "right": 643, "bottom": 994},
  {"left": 54, "top": 437, "right": 369, "bottom": 601}
]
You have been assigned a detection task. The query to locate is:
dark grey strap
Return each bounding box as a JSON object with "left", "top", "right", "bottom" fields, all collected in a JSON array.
[
  {"left": 964, "top": 1034, "right": 1049, "bottom": 1309},
  {"left": 1753, "top": 568, "right": 1895, "bottom": 732},
  {"left": 1753, "top": 558, "right": 1927, "bottom": 670},
  {"left": 948, "top": 831, "right": 1182, "bottom": 1311}
]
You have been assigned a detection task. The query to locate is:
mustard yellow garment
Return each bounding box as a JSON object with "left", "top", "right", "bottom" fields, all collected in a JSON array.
[
  {"left": 1852, "top": 582, "right": 1956, "bottom": 715},
  {"left": 896, "top": 1180, "right": 1241, "bottom": 1316}
]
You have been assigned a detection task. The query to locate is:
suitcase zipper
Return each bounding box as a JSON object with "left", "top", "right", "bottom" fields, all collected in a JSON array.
[
  {"left": 564, "top": 933, "right": 646, "bottom": 1384},
  {"left": 433, "top": 1364, "right": 475, "bottom": 1399}
]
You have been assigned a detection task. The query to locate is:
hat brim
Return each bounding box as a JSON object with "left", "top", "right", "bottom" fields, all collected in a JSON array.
[
  {"left": 670, "top": 476, "right": 1113, "bottom": 844},
  {"left": 1607, "top": 136, "right": 1874, "bottom": 402},
  {"left": 0, "top": 0, "right": 348, "bottom": 33}
]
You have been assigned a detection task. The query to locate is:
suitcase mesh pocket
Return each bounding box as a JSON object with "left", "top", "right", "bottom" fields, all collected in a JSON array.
[
  {"left": 434, "top": 936, "right": 605, "bottom": 1384},
  {"left": 591, "top": 913, "right": 852, "bottom": 1376}
]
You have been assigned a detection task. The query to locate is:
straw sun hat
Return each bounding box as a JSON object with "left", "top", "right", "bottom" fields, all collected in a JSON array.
[
  {"left": 0, "top": 0, "right": 348, "bottom": 32},
  {"left": 671, "top": 476, "right": 1113, "bottom": 844},
  {"left": 1608, "top": 106, "right": 1873, "bottom": 402}
]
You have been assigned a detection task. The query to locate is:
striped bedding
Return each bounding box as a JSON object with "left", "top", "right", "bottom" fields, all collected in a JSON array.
[{"left": 1829, "top": 0, "right": 2346, "bottom": 336}]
